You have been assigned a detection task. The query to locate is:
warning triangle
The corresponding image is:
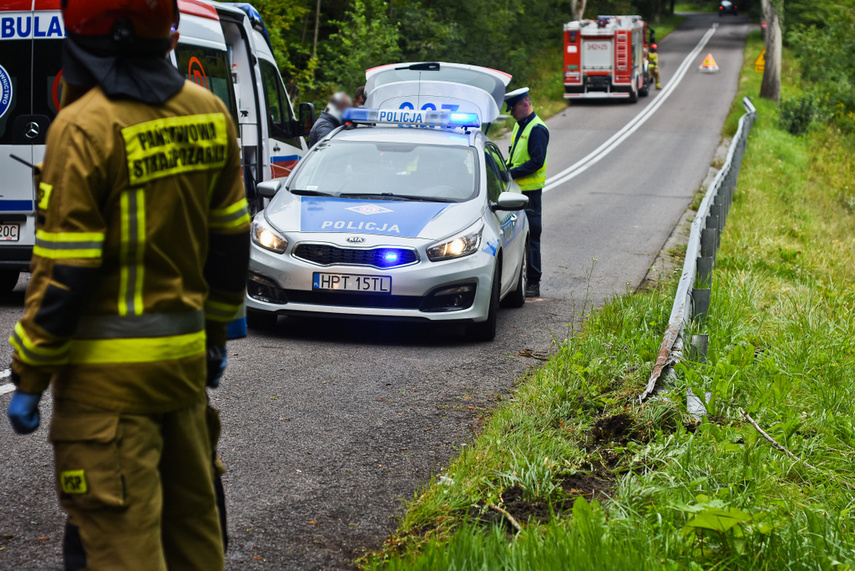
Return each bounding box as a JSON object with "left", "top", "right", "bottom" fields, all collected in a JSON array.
[{"left": 699, "top": 53, "right": 719, "bottom": 73}]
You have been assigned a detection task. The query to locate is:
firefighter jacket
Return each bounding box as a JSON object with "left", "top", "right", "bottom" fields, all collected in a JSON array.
[
  {"left": 648, "top": 53, "right": 659, "bottom": 69},
  {"left": 508, "top": 113, "right": 549, "bottom": 191},
  {"left": 9, "top": 81, "right": 250, "bottom": 414}
]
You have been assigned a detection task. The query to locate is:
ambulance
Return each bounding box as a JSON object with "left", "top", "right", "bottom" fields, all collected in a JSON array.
[
  {"left": 563, "top": 15, "right": 650, "bottom": 102},
  {"left": 0, "top": 0, "right": 313, "bottom": 292}
]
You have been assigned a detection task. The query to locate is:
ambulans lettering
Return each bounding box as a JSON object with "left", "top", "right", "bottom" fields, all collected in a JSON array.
[
  {"left": 320, "top": 221, "right": 402, "bottom": 233},
  {"left": 0, "top": 14, "right": 65, "bottom": 39},
  {"left": 122, "top": 113, "right": 229, "bottom": 186},
  {"left": 0, "top": 64, "right": 11, "bottom": 121}
]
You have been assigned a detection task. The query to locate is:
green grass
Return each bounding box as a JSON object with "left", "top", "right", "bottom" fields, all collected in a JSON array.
[{"left": 363, "top": 28, "right": 855, "bottom": 571}]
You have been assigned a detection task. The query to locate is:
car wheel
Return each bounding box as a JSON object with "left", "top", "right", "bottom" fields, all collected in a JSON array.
[
  {"left": 247, "top": 310, "right": 277, "bottom": 330},
  {"left": 501, "top": 244, "right": 527, "bottom": 309},
  {"left": 469, "top": 262, "right": 500, "bottom": 342},
  {"left": 0, "top": 270, "right": 19, "bottom": 294}
]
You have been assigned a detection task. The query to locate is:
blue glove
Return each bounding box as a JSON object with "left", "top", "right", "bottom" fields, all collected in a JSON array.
[
  {"left": 206, "top": 345, "right": 228, "bottom": 389},
  {"left": 8, "top": 391, "right": 42, "bottom": 435}
]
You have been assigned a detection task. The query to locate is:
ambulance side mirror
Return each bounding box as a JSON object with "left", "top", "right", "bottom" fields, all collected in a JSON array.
[
  {"left": 257, "top": 180, "right": 282, "bottom": 199},
  {"left": 298, "top": 102, "right": 316, "bottom": 136}
]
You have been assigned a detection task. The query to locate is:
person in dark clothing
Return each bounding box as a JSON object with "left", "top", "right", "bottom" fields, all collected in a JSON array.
[
  {"left": 505, "top": 87, "right": 549, "bottom": 298},
  {"left": 354, "top": 86, "right": 367, "bottom": 107},
  {"left": 308, "top": 92, "right": 352, "bottom": 147}
]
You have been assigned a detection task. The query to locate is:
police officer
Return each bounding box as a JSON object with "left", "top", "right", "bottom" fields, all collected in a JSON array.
[
  {"left": 5, "top": 1, "right": 249, "bottom": 569},
  {"left": 505, "top": 87, "right": 549, "bottom": 298},
  {"left": 649, "top": 43, "right": 662, "bottom": 89}
]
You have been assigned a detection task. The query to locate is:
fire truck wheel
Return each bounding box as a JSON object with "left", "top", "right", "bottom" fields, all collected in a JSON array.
[
  {"left": 629, "top": 85, "right": 639, "bottom": 104},
  {"left": 640, "top": 73, "right": 650, "bottom": 97}
]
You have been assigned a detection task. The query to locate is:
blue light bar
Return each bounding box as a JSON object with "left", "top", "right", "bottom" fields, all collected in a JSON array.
[{"left": 342, "top": 108, "right": 481, "bottom": 128}]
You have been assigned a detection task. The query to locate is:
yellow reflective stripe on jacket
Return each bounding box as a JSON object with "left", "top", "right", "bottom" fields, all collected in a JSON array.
[
  {"left": 122, "top": 113, "right": 229, "bottom": 186},
  {"left": 205, "top": 299, "right": 243, "bottom": 323},
  {"left": 119, "top": 189, "right": 146, "bottom": 317},
  {"left": 33, "top": 230, "right": 105, "bottom": 260},
  {"left": 68, "top": 330, "right": 206, "bottom": 365},
  {"left": 210, "top": 198, "right": 250, "bottom": 230},
  {"left": 9, "top": 322, "right": 70, "bottom": 366}
]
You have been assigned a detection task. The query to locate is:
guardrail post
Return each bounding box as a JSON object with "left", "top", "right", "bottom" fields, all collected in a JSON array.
[
  {"left": 696, "top": 256, "right": 713, "bottom": 287},
  {"left": 692, "top": 287, "right": 711, "bottom": 321},
  {"left": 704, "top": 217, "right": 720, "bottom": 252},
  {"left": 690, "top": 334, "right": 709, "bottom": 363}
]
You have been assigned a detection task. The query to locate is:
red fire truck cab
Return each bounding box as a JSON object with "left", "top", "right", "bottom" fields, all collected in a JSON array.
[{"left": 563, "top": 15, "right": 649, "bottom": 103}]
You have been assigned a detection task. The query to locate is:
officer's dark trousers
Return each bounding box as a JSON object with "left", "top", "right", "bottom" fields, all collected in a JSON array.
[{"left": 524, "top": 189, "right": 543, "bottom": 284}]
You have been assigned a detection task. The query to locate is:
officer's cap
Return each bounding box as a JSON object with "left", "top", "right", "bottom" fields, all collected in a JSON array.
[{"left": 504, "top": 87, "right": 530, "bottom": 111}]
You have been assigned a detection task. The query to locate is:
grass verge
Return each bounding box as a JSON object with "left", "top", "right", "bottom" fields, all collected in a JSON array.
[{"left": 363, "top": 30, "right": 855, "bottom": 571}]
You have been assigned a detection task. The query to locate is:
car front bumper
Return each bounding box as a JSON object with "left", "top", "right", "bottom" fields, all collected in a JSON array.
[{"left": 246, "top": 234, "right": 498, "bottom": 323}]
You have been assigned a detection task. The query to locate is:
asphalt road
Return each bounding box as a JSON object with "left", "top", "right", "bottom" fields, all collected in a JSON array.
[{"left": 0, "top": 13, "right": 753, "bottom": 570}]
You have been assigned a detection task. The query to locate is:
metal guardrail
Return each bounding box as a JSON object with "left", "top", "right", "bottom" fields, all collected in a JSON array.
[{"left": 639, "top": 97, "right": 757, "bottom": 401}]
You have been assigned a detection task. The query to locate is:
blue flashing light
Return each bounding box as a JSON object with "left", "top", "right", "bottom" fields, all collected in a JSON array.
[
  {"left": 382, "top": 251, "right": 400, "bottom": 264},
  {"left": 342, "top": 108, "right": 481, "bottom": 129}
]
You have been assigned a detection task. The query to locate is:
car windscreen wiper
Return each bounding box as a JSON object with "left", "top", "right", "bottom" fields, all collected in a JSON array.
[
  {"left": 289, "top": 188, "right": 338, "bottom": 197},
  {"left": 339, "top": 192, "right": 454, "bottom": 203}
]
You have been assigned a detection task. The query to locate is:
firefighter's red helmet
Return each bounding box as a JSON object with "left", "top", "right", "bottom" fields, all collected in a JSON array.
[
  {"left": 62, "top": 0, "right": 179, "bottom": 39},
  {"left": 650, "top": 43, "right": 658, "bottom": 51}
]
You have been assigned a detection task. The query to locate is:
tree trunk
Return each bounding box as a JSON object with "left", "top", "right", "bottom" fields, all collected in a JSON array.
[
  {"left": 759, "top": 0, "right": 782, "bottom": 102},
  {"left": 571, "top": 0, "right": 587, "bottom": 21},
  {"left": 670, "top": 0, "right": 676, "bottom": 14},
  {"left": 312, "top": 0, "right": 321, "bottom": 59}
]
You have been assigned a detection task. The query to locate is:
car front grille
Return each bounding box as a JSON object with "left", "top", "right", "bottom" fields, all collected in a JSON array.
[{"left": 293, "top": 244, "right": 418, "bottom": 268}]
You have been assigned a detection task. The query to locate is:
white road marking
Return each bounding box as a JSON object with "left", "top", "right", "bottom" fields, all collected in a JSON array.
[
  {"left": 544, "top": 24, "right": 719, "bottom": 193},
  {"left": 0, "top": 369, "right": 14, "bottom": 396}
]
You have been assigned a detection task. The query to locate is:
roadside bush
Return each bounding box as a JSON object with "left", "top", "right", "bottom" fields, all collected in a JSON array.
[{"left": 778, "top": 95, "right": 817, "bottom": 135}]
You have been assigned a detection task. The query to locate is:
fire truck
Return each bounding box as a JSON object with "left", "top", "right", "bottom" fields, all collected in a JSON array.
[
  {"left": 0, "top": 0, "right": 314, "bottom": 293},
  {"left": 563, "top": 15, "right": 650, "bottom": 103}
]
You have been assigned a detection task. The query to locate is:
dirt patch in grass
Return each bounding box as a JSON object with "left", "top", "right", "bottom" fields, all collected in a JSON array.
[
  {"left": 561, "top": 471, "right": 613, "bottom": 502},
  {"left": 590, "top": 412, "right": 636, "bottom": 444}
]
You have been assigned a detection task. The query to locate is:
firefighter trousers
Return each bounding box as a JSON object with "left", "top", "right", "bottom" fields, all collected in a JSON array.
[
  {"left": 49, "top": 394, "right": 225, "bottom": 571},
  {"left": 650, "top": 65, "right": 661, "bottom": 88}
]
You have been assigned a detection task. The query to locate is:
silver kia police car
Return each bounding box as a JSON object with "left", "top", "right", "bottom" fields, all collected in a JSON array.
[{"left": 245, "top": 63, "right": 529, "bottom": 341}]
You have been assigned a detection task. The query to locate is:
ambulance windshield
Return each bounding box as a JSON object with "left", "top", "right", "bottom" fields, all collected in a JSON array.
[{"left": 290, "top": 141, "right": 478, "bottom": 203}]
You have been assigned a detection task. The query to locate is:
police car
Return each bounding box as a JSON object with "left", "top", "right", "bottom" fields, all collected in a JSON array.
[{"left": 246, "top": 63, "right": 530, "bottom": 341}]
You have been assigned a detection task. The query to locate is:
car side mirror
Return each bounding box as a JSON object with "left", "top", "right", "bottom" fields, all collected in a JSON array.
[
  {"left": 299, "top": 102, "right": 316, "bottom": 136},
  {"left": 257, "top": 180, "right": 282, "bottom": 199},
  {"left": 491, "top": 192, "right": 528, "bottom": 212}
]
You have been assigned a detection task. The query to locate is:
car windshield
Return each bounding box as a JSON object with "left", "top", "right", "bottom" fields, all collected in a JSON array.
[{"left": 289, "top": 140, "right": 478, "bottom": 202}]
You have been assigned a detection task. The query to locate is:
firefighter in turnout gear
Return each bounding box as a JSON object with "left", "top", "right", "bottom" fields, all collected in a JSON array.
[
  {"left": 5, "top": 1, "right": 250, "bottom": 569},
  {"left": 505, "top": 87, "right": 549, "bottom": 298},
  {"left": 649, "top": 43, "right": 662, "bottom": 89}
]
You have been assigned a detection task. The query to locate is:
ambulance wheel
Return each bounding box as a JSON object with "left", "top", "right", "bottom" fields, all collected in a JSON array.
[
  {"left": 502, "top": 243, "right": 527, "bottom": 309},
  {"left": 247, "top": 310, "right": 277, "bottom": 330},
  {"left": 470, "top": 262, "right": 500, "bottom": 342},
  {"left": 0, "top": 270, "right": 20, "bottom": 294}
]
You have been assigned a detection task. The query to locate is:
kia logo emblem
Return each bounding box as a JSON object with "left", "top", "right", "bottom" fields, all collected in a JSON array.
[
  {"left": 346, "top": 236, "right": 366, "bottom": 243},
  {"left": 25, "top": 122, "right": 40, "bottom": 139}
]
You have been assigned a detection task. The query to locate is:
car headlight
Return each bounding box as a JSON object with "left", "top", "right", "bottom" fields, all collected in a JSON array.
[
  {"left": 251, "top": 218, "right": 288, "bottom": 254},
  {"left": 427, "top": 227, "right": 482, "bottom": 262}
]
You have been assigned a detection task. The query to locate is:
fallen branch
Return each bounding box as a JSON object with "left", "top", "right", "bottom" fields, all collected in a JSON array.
[
  {"left": 741, "top": 409, "right": 855, "bottom": 491},
  {"left": 487, "top": 503, "right": 522, "bottom": 533}
]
